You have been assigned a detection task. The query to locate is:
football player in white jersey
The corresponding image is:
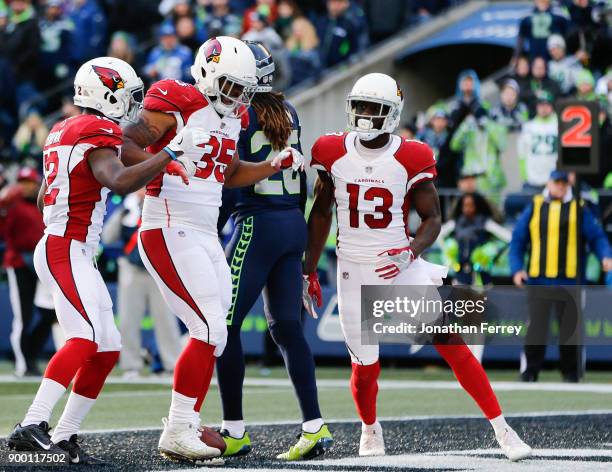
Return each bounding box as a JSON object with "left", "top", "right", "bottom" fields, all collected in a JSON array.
[
  {"left": 302, "top": 73, "right": 532, "bottom": 461},
  {"left": 120, "top": 36, "right": 303, "bottom": 462},
  {"left": 7, "top": 57, "right": 199, "bottom": 464}
]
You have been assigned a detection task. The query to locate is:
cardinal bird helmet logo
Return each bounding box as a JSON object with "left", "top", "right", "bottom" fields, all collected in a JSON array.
[
  {"left": 92, "top": 65, "right": 125, "bottom": 92},
  {"left": 204, "top": 38, "right": 222, "bottom": 63}
]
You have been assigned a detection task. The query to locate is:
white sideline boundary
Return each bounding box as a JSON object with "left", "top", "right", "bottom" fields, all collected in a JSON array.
[{"left": 3, "top": 374, "right": 612, "bottom": 393}]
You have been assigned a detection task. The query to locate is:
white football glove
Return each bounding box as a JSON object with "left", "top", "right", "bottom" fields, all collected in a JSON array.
[
  {"left": 166, "top": 127, "right": 212, "bottom": 176},
  {"left": 375, "top": 247, "right": 416, "bottom": 279},
  {"left": 270, "top": 147, "right": 305, "bottom": 172}
]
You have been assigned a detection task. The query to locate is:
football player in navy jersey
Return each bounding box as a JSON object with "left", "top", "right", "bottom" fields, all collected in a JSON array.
[{"left": 216, "top": 42, "right": 332, "bottom": 460}]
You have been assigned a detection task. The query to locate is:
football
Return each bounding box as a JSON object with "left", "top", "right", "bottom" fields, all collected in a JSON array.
[{"left": 200, "top": 426, "right": 226, "bottom": 454}]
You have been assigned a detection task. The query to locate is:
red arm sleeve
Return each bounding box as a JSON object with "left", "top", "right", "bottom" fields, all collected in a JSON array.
[
  {"left": 394, "top": 140, "right": 437, "bottom": 190},
  {"left": 310, "top": 133, "right": 348, "bottom": 173}
]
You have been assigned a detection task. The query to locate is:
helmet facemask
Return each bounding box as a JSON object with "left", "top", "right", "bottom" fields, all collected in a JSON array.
[
  {"left": 123, "top": 85, "right": 144, "bottom": 123},
  {"left": 346, "top": 97, "right": 395, "bottom": 141},
  {"left": 208, "top": 74, "right": 256, "bottom": 118}
]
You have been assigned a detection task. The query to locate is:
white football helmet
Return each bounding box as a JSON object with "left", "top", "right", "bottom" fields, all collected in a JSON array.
[
  {"left": 346, "top": 73, "right": 404, "bottom": 141},
  {"left": 191, "top": 36, "right": 258, "bottom": 117},
  {"left": 73, "top": 57, "right": 144, "bottom": 123}
]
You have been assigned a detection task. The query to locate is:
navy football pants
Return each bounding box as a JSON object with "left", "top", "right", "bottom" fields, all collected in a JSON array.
[{"left": 217, "top": 209, "right": 322, "bottom": 422}]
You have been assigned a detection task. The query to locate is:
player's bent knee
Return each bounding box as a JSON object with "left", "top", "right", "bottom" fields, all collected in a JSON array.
[{"left": 268, "top": 320, "right": 303, "bottom": 347}]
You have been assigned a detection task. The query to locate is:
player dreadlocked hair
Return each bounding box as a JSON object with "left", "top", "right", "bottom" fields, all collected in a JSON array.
[{"left": 251, "top": 91, "right": 292, "bottom": 151}]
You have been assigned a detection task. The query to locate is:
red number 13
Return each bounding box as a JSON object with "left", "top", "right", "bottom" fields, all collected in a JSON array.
[{"left": 346, "top": 183, "right": 393, "bottom": 229}]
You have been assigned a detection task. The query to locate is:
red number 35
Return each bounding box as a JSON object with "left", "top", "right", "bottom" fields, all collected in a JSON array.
[{"left": 194, "top": 136, "right": 235, "bottom": 183}]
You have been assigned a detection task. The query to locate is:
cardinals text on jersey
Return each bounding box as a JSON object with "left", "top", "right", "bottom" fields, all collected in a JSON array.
[
  {"left": 310, "top": 132, "right": 437, "bottom": 263},
  {"left": 42, "top": 114, "right": 123, "bottom": 248},
  {"left": 141, "top": 79, "right": 245, "bottom": 236}
]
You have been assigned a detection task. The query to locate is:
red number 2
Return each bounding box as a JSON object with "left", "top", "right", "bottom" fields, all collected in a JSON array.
[
  {"left": 561, "top": 105, "right": 592, "bottom": 147},
  {"left": 194, "top": 136, "right": 236, "bottom": 183},
  {"left": 346, "top": 183, "right": 393, "bottom": 229},
  {"left": 43, "top": 150, "right": 60, "bottom": 206}
]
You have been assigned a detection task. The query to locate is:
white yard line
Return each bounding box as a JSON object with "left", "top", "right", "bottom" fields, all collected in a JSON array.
[{"left": 3, "top": 374, "right": 612, "bottom": 393}]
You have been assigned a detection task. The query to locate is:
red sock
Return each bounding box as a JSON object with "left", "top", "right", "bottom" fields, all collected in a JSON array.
[
  {"left": 194, "top": 358, "right": 215, "bottom": 413},
  {"left": 72, "top": 351, "right": 119, "bottom": 399},
  {"left": 174, "top": 338, "right": 215, "bottom": 399},
  {"left": 350, "top": 361, "right": 380, "bottom": 425},
  {"left": 434, "top": 335, "right": 502, "bottom": 419},
  {"left": 44, "top": 338, "right": 98, "bottom": 388}
]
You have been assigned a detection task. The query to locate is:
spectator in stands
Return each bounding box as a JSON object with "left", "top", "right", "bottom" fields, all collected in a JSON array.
[
  {"left": 276, "top": 0, "right": 301, "bottom": 40},
  {"left": 514, "top": 0, "right": 570, "bottom": 61},
  {"left": 144, "top": 22, "right": 193, "bottom": 84},
  {"left": 204, "top": 0, "right": 243, "bottom": 37},
  {"left": 449, "top": 69, "right": 485, "bottom": 128},
  {"left": 438, "top": 191, "right": 510, "bottom": 288},
  {"left": 69, "top": 0, "right": 107, "bottom": 66},
  {"left": 510, "top": 55, "right": 532, "bottom": 100},
  {"left": 573, "top": 68, "right": 598, "bottom": 101},
  {"left": 399, "top": 122, "right": 417, "bottom": 140},
  {"left": 38, "top": 0, "right": 73, "bottom": 88},
  {"left": 314, "top": 0, "right": 368, "bottom": 68},
  {"left": 12, "top": 112, "right": 48, "bottom": 164},
  {"left": 450, "top": 108, "right": 507, "bottom": 205},
  {"left": 0, "top": 55, "right": 17, "bottom": 152},
  {"left": 176, "top": 15, "right": 205, "bottom": 53},
  {"left": 107, "top": 31, "right": 136, "bottom": 68},
  {"left": 519, "top": 91, "right": 558, "bottom": 191},
  {"left": 0, "top": 0, "right": 41, "bottom": 117},
  {"left": 524, "top": 56, "right": 561, "bottom": 115},
  {"left": 285, "top": 15, "right": 320, "bottom": 86},
  {"left": 418, "top": 106, "right": 460, "bottom": 188},
  {"left": 564, "top": 0, "right": 597, "bottom": 63},
  {"left": 243, "top": 0, "right": 278, "bottom": 34},
  {"left": 243, "top": 10, "right": 284, "bottom": 51},
  {"left": 510, "top": 169, "right": 612, "bottom": 382},
  {"left": 101, "top": 190, "right": 182, "bottom": 379},
  {"left": 362, "top": 0, "right": 411, "bottom": 43},
  {"left": 243, "top": 12, "right": 291, "bottom": 89},
  {"left": 547, "top": 34, "right": 582, "bottom": 95},
  {"left": 590, "top": 1, "right": 612, "bottom": 75},
  {"left": 596, "top": 69, "right": 612, "bottom": 114},
  {"left": 60, "top": 95, "right": 80, "bottom": 119},
  {"left": 104, "top": 0, "right": 161, "bottom": 43},
  {"left": 490, "top": 79, "right": 529, "bottom": 132},
  {"left": 1, "top": 167, "right": 57, "bottom": 377}
]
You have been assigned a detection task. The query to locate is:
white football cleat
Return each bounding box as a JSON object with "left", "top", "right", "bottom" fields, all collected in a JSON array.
[
  {"left": 359, "top": 421, "right": 385, "bottom": 456},
  {"left": 496, "top": 426, "right": 532, "bottom": 461},
  {"left": 158, "top": 417, "right": 221, "bottom": 461}
]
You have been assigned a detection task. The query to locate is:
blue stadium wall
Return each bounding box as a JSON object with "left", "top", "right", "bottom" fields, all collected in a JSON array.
[{"left": 2, "top": 282, "right": 612, "bottom": 363}]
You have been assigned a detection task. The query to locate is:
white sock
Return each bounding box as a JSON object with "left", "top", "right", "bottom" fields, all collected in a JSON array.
[
  {"left": 192, "top": 411, "right": 201, "bottom": 428},
  {"left": 302, "top": 418, "right": 324, "bottom": 434},
  {"left": 362, "top": 421, "right": 379, "bottom": 432},
  {"left": 22, "top": 378, "right": 66, "bottom": 426},
  {"left": 50, "top": 392, "right": 96, "bottom": 443},
  {"left": 168, "top": 391, "right": 197, "bottom": 425},
  {"left": 489, "top": 414, "right": 509, "bottom": 437},
  {"left": 221, "top": 420, "right": 245, "bottom": 438}
]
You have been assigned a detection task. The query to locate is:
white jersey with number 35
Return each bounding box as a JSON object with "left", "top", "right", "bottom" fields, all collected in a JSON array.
[
  {"left": 310, "top": 132, "right": 437, "bottom": 263},
  {"left": 42, "top": 114, "right": 122, "bottom": 248},
  {"left": 141, "top": 79, "right": 245, "bottom": 236}
]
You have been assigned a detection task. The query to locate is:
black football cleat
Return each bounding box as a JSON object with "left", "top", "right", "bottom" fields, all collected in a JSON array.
[
  {"left": 56, "top": 434, "right": 106, "bottom": 465},
  {"left": 8, "top": 422, "right": 63, "bottom": 453}
]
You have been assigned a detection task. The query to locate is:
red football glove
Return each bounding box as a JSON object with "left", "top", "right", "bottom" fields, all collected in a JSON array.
[
  {"left": 302, "top": 272, "right": 322, "bottom": 318},
  {"left": 0, "top": 184, "right": 23, "bottom": 209},
  {"left": 165, "top": 161, "right": 190, "bottom": 185},
  {"left": 375, "top": 246, "right": 416, "bottom": 279}
]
